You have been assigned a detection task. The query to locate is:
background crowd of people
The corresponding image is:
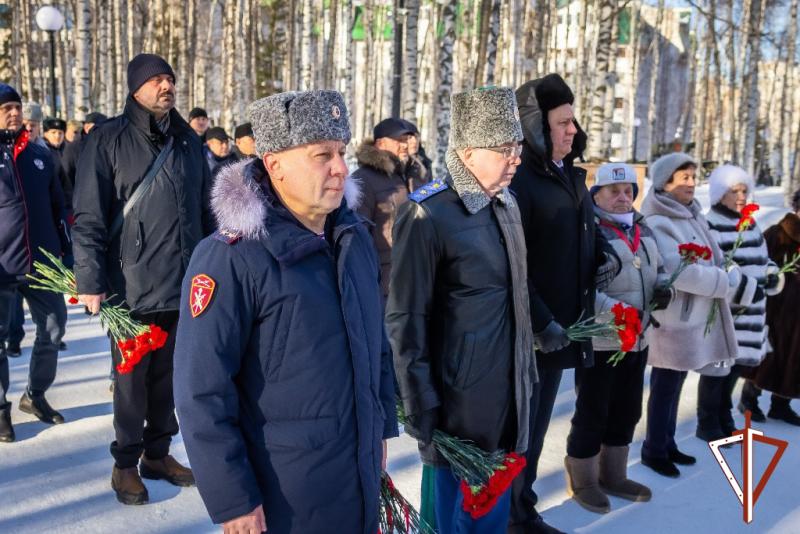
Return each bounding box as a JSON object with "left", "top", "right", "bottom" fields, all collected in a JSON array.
[{"left": 1, "top": 52, "right": 800, "bottom": 534}]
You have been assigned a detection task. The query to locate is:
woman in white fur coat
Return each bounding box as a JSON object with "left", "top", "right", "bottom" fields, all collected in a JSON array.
[
  {"left": 639, "top": 153, "right": 741, "bottom": 478},
  {"left": 700, "top": 165, "right": 785, "bottom": 442}
]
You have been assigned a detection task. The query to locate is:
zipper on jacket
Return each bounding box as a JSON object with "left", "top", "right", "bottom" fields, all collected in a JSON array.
[{"left": 11, "top": 154, "right": 33, "bottom": 273}]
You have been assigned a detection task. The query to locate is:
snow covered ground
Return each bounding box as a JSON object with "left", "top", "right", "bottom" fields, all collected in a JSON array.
[{"left": 2, "top": 186, "right": 798, "bottom": 533}]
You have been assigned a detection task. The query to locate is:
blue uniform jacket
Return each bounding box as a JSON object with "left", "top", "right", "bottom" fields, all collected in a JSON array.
[
  {"left": 0, "top": 128, "right": 69, "bottom": 286},
  {"left": 173, "top": 159, "right": 398, "bottom": 533}
]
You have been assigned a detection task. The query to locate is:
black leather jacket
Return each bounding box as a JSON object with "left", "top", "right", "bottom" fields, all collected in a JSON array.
[{"left": 386, "top": 182, "right": 520, "bottom": 465}]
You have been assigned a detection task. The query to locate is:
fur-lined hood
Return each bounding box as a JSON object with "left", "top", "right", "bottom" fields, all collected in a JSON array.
[
  {"left": 211, "top": 158, "right": 363, "bottom": 240},
  {"left": 355, "top": 138, "right": 402, "bottom": 176},
  {"left": 515, "top": 78, "right": 587, "bottom": 165}
]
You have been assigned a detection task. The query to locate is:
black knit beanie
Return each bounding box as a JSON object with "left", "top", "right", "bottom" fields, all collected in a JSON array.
[
  {"left": 189, "top": 107, "right": 208, "bottom": 121},
  {"left": 127, "top": 54, "right": 175, "bottom": 95},
  {"left": 0, "top": 83, "right": 22, "bottom": 107}
]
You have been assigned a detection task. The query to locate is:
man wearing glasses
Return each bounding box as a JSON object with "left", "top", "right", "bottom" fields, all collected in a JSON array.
[{"left": 388, "top": 86, "right": 537, "bottom": 532}]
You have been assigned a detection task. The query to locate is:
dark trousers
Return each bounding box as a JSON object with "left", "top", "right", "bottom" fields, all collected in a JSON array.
[
  {"left": 567, "top": 349, "right": 647, "bottom": 458},
  {"left": 0, "top": 285, "right": 67, "bottom": 407},
  {"left": 110, "top": 310, "right": 180, "bottom": 469},
  {"left": 509, "top": 366, "right": 563, "bottom": 527},
  {"left": 435, "top": 466, "right": 511, "bottom": 534},
  {"left": 642, "top": 367, "right": 688, "bottom": 459},
  {"left": 697, "top": 366, "right": 742, "bottom": 435},
  {"left": 8, "top": 292, "right": 25, "bottom": 346}
]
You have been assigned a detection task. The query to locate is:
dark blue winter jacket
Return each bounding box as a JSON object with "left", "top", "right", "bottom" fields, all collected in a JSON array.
[
  {"left": 0, "top": 128, "right": 68, "bottom": 286},
  {"left": 173, "top": 158, "right": 398, "bottom": 533}
]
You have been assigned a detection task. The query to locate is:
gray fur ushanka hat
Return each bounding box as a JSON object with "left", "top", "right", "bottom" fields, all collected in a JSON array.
[
  {"left": 248, "top": 90, "right": 351, "bottom": 155},
  {"left": 449, "top": 86, "right": 523, "bottom": 150}
]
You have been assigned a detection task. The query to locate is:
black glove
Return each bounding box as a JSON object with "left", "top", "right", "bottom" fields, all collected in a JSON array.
[
  {"left": 765, "top": 273, "right": 780, "bottom": 291},
  {"left": 651, "top": 284, "right": 673, "bottom": 311},
  {"left": 405, "top": 409, "right": 438, "bottom": 446},
  {"left": 533, "top": 320, "right": 571, "bottom": 353}
]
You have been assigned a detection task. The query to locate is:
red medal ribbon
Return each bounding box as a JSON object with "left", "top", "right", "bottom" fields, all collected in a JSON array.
[{"left": 600, "top": 218, "right": 641, "bottom": 254}]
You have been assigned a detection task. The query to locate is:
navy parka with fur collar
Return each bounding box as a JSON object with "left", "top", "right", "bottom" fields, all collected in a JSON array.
[{"left": 173, "top": 158, "right": 398, "bottom": 533}]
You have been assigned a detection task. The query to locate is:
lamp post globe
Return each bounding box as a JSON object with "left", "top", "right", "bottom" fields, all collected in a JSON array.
[
  {"left": 35, "top": 5, "right": 65, "bottom": 31},
  {"left": 36, "top": 6, "right": 64, "bottom": 116}
]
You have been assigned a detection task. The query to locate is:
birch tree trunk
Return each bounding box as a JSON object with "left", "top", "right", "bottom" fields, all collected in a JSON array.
[
  {"left": 575, "top": 0, "right": 591, "bottom": 122},
  {"left": 585, "top": 0, "right": 615, "bottom": 160},
  {"left": 434, "top": 0, "right": 457, "bottom": 177},
  {"left": 484, "top": 0, "right": 501, "bottom": 85},
  {"left": 74, "top": 0, "right": 92, "bottom": 118},
  {"left": 221, "top": 0, "right": 237, "bottom": 129},
  {"left": 646, "top": 0, "right": 664, "bottom": 162},
  {"left": 301, "top": 0, "right": 313, "bottom": 90},
  {"left": 324, "top": 0, "right": 339, "bottom": 88},
  {"left": 113, "top": 0, "right": 125, "bottom": 113},
  {"left": 781, "top": 0, "right": 798, "bottom": 197},
  {"left": 403, "top": 0, "right": 420, "bottom": 119},
  {"left": 694, "top": 24, "right": 711, "bottom": 163},
  {"left": 344, "top": 0, "right": 355, "bottom": 124},
  {"left": 741, "top": 0, "right": 764, "bottom": 175},
  {"left": 627, "top": 2, "right": 641, "bottom": 161},
  {"left": 18, "top": 0, "right": 35, "bottom": 101}
]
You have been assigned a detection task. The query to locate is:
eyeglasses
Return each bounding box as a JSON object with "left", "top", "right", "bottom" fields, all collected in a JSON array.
[{"left": 483, "top": 143, "right": 523, "bottom": 160}]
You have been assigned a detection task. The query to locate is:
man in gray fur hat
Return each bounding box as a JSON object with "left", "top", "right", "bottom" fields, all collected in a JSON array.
[
  {"left": 388, "top": 86, "right": 536, "bottom": 532},
  {"left": 173, "top": 90, "right": 398, "bottom": 534}
]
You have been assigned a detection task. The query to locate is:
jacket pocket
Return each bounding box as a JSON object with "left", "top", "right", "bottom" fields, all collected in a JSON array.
[
  {"left": 263, "top": 298, "right": 296, "bottom": 382},
  {"left": 453, "top": 332, "right": 477, "bottom": 389},
  {"left": 263, "top": 415, "right": 339, "bottom": 450},
  {"left": 679, "top": 293, "right": 695, "bottom": 322},
  {"left": 120, "top": 219, "right": 144, "bottom": 265}
]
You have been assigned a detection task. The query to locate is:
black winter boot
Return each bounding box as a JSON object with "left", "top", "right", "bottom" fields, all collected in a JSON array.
[
  {"left": 768, "top": 396, "right": 800, "bottom": 426},
  {"left": 738, "top": 380, "right": 766, "bottom": 422},
  {"left": 0, "top": 403, "right": 14, "bottom": 443}
]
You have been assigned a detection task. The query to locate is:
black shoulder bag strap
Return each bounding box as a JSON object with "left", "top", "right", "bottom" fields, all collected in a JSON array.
[{"left": 108, "top": 136, "right": 174, "bottom": 240}]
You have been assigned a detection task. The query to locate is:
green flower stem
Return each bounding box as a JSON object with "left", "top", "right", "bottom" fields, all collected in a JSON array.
[{"left": 26, "top": 247, "right": 149, "bottom": 344}]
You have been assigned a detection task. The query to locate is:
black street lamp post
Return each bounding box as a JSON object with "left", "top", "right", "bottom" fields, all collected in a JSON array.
[{"left": 35, "top": 6, "right": 65, "bottom": 117}]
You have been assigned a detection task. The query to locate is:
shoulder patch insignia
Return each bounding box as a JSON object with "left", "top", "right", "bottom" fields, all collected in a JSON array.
[
  {"left": 408, "top": 180, "right": 449, "bottom": 203},
  {"left": 213, "top": 229, "right": 242, "bottom": 244},
  {"left": 190, "top": 274, "right": 216, "bottom": 318}
]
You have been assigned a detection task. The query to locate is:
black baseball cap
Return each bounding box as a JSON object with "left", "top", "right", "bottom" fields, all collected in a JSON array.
[
  {"left": 206, "top": 127, "right": 230, "bottom": 142},
  {"left": 373, "top": 118, "right": 415, "bottom": 140}
]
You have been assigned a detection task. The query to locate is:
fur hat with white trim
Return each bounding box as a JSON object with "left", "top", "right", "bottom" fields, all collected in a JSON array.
[{"left": 708, "top": 164, "right": 755, "bottom": 206}]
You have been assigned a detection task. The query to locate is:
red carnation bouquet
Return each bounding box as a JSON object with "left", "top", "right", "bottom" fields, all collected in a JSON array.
[
  {"left": 459, "top": 451, "right": 527, "bottom": 519},
  {"left": 566, "top": 243, "right": 713, "bottom": 364},
  {"left": 606, "top": 302, "right": 643, "bottom": 366},
  {"left": 379, "top": 472, "right": 433, "bottom": 533},
  {"left": 26, "top": 248, "right": 168, "bottom": 375},
  {"left": 396, "top": 402, "right": 526, "bottom": 520},
  {"left": 705, "top": 204, "right": 759, "bottom": 335},
  {"left": 645, "top": 242, "right": 712, "bottom": 312},
  {"left": 565, "top": 303, "right": 642, "bottom": 366}
]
